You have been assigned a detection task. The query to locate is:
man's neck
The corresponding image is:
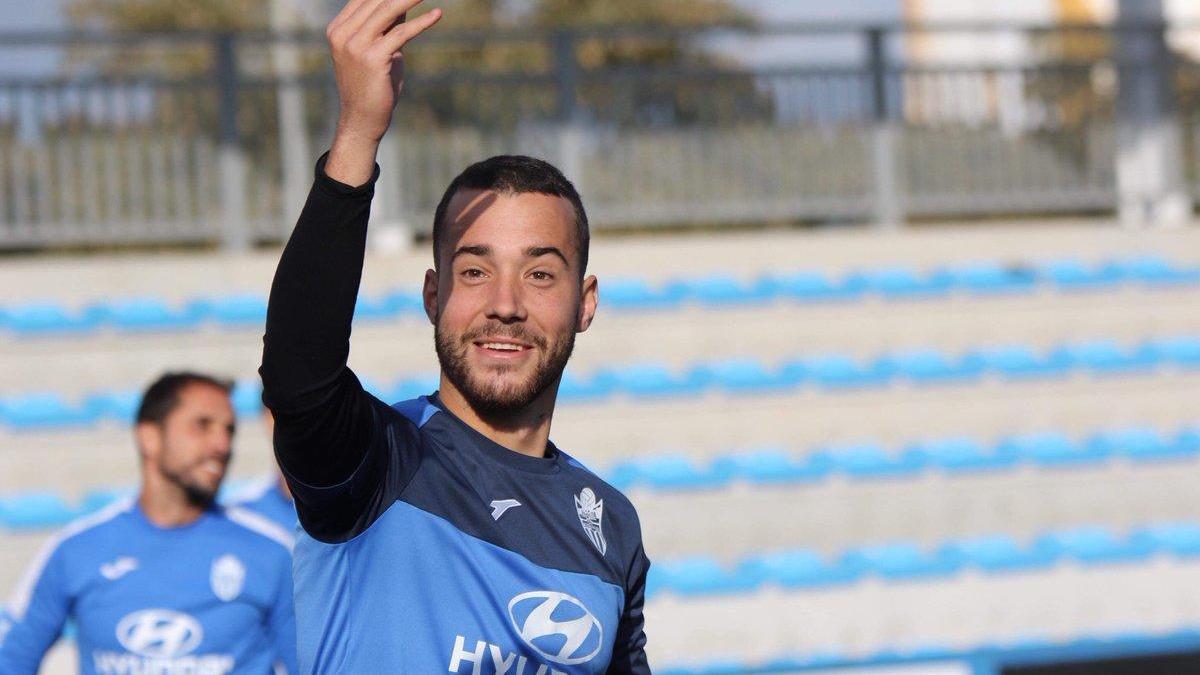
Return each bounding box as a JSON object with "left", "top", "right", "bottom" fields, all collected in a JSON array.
[
  {"left": 138, "top": 477, "right": 206, "bottom": 528},
  {"left": 436, "top": 377, "right": 557, "bottom": 458}
]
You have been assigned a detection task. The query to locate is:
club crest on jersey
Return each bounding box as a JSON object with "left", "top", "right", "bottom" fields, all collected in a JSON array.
[
  {"left": 210, "top": 554, "right": 246, "bottom": 602},
  {"left": 574, "top": 487, "right": 606, "bottom": 556}
]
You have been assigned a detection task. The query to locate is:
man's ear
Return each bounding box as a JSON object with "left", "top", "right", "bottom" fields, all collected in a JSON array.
[
  {"left": 577, "top": 275, "right": 598, "bottom": 333},
  {"left": 134, "top": 422, "right": 161, "bottom": 465},
  {"left": 422, "top": 268, "right": 439, "bottom": 325}
]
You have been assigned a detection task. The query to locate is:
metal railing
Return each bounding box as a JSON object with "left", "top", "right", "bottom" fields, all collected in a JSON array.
[{"left": 1, "top": 22, "right": 1198, "bottom": 250}]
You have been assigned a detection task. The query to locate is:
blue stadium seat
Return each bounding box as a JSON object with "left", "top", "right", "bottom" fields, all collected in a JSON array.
[
  {"left": 1133, "top": 523, "right": 1200, "bottom": 557},
  {"left": 1, "top": 393, "right": 100, "bottom": 430},
  {"left": 83, "top": 389, "right": 142, "bottom": 424},
  {"left": 189, "top": 294, "right": 269, "bottom": 329},
  {"left": 771, "top": 271, "right": 864, "bottom": 303},
  {"left": 608, "top": 455, "right": 732, "bottom": 491},
  {"left": 840, "top": 543, "right": 961, "bottom": 580},
  {"left": 972, "top": 345, "right": 1071, "bottom": 380},
  {"left": 711, "top": 449, "right": 832, "bottom": 484},
  {"left": 230, "top": 381, "right": 264, "bottom": 416},
  {"left": 793, "top": 354, "right": 892, "bottom": 390},
  {"left": 940, "top": 534, "right": 1058, "bottom": 573},
  {"left": 652, "top": 557, "right": 759, "bottom": 596},
  {"left": 2, "top": 302, "right": 101, "bottom": 337},
  {"left": 1038, "top": 259, "right": 1123, "bottom": 291},
  {"left": 1036, "top": 526, "right": 1155, "bottom": 565},
  {"left": 608, "top": 363, "right": 705, "bottom": 398},
  {"left": 825, "top": 443, "right": 926, "bottom": 479},
  {"left": 877, "top": 348, "right": 985, "bottom": 385},
  {"left": 381, "top": 288, "right": 426, "bottom": 316},
  {"left": 1145, "top": 336, "right": 1200, "bottom": 369},
  {"left": 1000, "top": 432, "right": 1106, "bottom": 467},
  {"left": 1054, "top": 340, "right": 1159, "bottom": 375},
  {"left": 80, "top": 488, "right": 133, "bottom": 515},
  {"left": 1086, "top": 427, "right": 1191, "bottom": 463},
  {"left": 941, "top": 263, "right": 1037, "bottom": 295},
  {"left": 1110, "top": 255, "right": 1200, "bottom": 287},
  {"left": 912, "top": 437, "right": 1018, "bottom": 473},
  {"left": 600, "top": 278, "right": 687, "bottom": 312},
  {"left": 677, "top": 274, "right": 777, "bottom": 308},
  {"left": 557, "top": 370, "right": 617, "bottom": 403},
  {"left": 387, "top": 375, "right": 440, "bottom": 403},
  {"left": 91, "top": 297, "right": 203, "bottom": 332},
  {"left": 0, "top": 492, "right": 81, "bottom": 531},
  {"left": 354, "top": 292, "right": 404, "bottom": 322},
  {"left": 738, "top": 549, "right": 861, "bottom": 588},
  {"left": 689, "top": 359, "right": 798, "bottom": 394},
  {"left": 850, "top": 267, "right": 954, "bottom": 300}
]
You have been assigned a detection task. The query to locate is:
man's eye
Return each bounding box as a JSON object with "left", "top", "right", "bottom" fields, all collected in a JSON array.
[
  {"left": 531, "top": 271, "right": 553, "bottom": 281},
  {"left": 462, "top": 268, "right": 484, "bottom": 278}
]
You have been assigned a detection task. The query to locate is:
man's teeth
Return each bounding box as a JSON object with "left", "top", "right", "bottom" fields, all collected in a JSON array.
[{"left": 482, "top": 342, "right": 523, "bottom": 351}]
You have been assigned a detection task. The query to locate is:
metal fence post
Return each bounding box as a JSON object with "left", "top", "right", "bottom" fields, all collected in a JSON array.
[
  {"left": 553, "top": 30, "right": 586, "bottom": 193},
  {"left": 868, "top": 27, "right": 902, "bottom": 228},
  {"left": 214, "top": 32, "right": 250, "bottom": 251},
  {"left": 270, "top": 1, "right": 314, "bottom": 237}
]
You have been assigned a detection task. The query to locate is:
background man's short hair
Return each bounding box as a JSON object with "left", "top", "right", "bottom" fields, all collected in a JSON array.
[
  {"left": 136, "top": 372, "right": 234, "bottom": 426},
  {"left": 431, "top": 155, "right": 590, "bottom": 277}
]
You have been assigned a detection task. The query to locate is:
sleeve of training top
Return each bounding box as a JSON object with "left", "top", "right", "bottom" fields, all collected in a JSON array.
[
  {"left": 259, "top": 154, "right": 424, "bottom": 543},
  {"left": 608, "top": 544, "right": 651, "bottom": 674},
  {"left": 267, "top": 553, "right": 300, "bottom": 673},
  {"left": 0, "top": 541, "right": 71, "bottom": 673}
]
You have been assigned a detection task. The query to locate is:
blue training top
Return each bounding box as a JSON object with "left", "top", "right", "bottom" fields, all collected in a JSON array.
[{"left": 0, "top": 499, "right": 298, "bottom": 674}]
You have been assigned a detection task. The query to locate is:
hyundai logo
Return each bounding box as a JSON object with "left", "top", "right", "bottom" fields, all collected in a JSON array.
[
  {"left": 115, "top": 609, "right": 203, "bottom": 658},
  {"left": 507, "top": 591, "right": 602, "bottom": 665}
]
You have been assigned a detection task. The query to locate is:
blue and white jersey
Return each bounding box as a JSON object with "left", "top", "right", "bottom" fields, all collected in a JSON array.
[
  {"left": 227, "top": 476, "right": 298, "bottom": 534},
  {"left": 0, "top": 499, "right": 298, "bottom": 675}
]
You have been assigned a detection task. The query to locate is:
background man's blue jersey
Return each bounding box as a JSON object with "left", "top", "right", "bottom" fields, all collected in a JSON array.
[
  {"left": 227, "top": 476, "right": 298, "bottom": 533},
  {"left": 0, "top": 499, "right": 299, "bottom": 674},
  {"left": 260, "top": 158, "right": 651, "bottom": 674}
]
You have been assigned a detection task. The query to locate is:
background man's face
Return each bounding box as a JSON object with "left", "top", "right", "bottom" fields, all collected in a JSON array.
[
  {"left": 427, "top": 188, "right": 597, "bottom": 417},
  {"left": 142, "top": 383, "right": 236, "bottom": 506}
]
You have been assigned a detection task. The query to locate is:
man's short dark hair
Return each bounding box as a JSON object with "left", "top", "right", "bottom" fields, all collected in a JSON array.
[
  {"left": 136, "top": 372, "right": 233, "bottom": 426},
  {"left": 431, "top": 155, "right": 589, "bottom": 278}
]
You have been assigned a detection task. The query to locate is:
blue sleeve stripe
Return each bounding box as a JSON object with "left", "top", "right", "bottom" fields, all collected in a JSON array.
[
  {"left": 5, "top": 498, "right": 132, "bottom": 619},
  {"left": 390, "top": 396, "right": 440, "bottom": 428}
]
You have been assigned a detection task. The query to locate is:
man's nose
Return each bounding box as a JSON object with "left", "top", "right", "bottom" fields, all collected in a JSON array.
[{"left": 485, "top": 274, "right": 527, "bottom": 323}]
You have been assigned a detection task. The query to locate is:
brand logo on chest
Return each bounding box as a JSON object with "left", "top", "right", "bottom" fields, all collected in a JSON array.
[{"left": 574, "top": 487, "right": 607, "bottom": 556}]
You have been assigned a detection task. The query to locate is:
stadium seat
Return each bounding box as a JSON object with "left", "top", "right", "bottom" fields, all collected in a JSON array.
[
  {"left": 90, "top": 297, "right": 204, "bottom": 332},
  {"left": 1132, "top": 523, "right": 1200, "bottom": 557},
  {"left": 676, "top": 274, "right": 777, "bottom": 308},
  {"left": 793, "top": 354, "right": 892, "bottom": 389},
  {"left": 738, "top": 549, "right": 862, "bottom": 588},
  {"left": 840, "top": 543, "right": 961, "bottom": 580},
  {"left": 972, "top": 345, "right": 1072, "bottom": 380},
  {"left": 0, "top": 393, "right": 100, "bottom": 430},
  {"left": 190, "top": 294, "right": 268, "bottom": 329},
  {"left": 557, "top": 370, "right": 617, "bottom": 403},
  {"left": 877, "top": 348, "right": 985, "bottom": 385},
  {"left": 1085, "top": 427, "right": 1189, "bottom": 463},
  {"left": 849, "top": 266, "right": 954, "bottom": 299},
  {"left": 1053, "top": 340, "right": 1159, "bottom": 375},
  {"left": 608, "top": 363, "right": 705, "bottom": 398},
  {"left": 80, "top": 488, "right": 132, "bottom": 515},
  {"left": 689, "top": 359, "right": 798, "bottom": 394},
  {"left": 83, "top": 389, "right": 142, "bottom": 424},
  {"left": 600, "top": 278, "right": 687, "bottom": 311},
  {"left": 711, "top": 448, "right": 832, "bottom": 484},
  {"left": 651, "top": 556, "right": 759, "bottom": 596},
  {"left": 940, "top": 534, "right": 1058, "bottom": 573},
  {"left": 771, "top": 270, "right": 865, "bottom": 303},
  {"left": 2, "top": 302, "right": 101, "bottom": 337},
  {"left": 353, "top": 292, "right": 404, "bottom": 322},
  {"left": 1144, "top": 336, "right": 1200, "bottom": 368},
  {"left": 381, "top": 288, "right": 426, "bottom": 316},
  {"left": 230, "top": 380, "right": 264, "bottom": 416},
  {"left": 1035, "top": 526, "right": 1155, "bottom": 565},
  {"left": 387, "top": 375, "right": 440, "bottom": 403},
  {"left": 1110, "top": 255, "right": 1200, "bottom": 287},
  {"left": 0, "top": 492, "right": 81, "bottom": 531},
  {"left": 911, "top": 436, "right": 1018, "bottom": 473},
  {"left": 941, "top": 263, "right": 1037, "bottom": 295},
  {"left": 1038, "top": 259, "right": 1123, "bottom": 291},
  {"left": 999, "top": 432, "right": 1107, "bottom": 467},
  {"left": 825, "top": 443, "right": 926, "bottom": 479},
  {"left": 607, "top": 455, "right": 733, "bottom": 491}
]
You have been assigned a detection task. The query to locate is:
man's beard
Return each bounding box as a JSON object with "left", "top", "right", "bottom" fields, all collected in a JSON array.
[
  {"left": 435, "top": 321, "right": 575, "bottom": 419},
  {"left": 160, "top": 462, "right": 219, "bottom": 508}
]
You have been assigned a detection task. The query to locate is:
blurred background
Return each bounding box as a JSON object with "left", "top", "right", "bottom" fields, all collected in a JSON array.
[{"left": 4, "top": 0, "right": 1200, "bottom": 673}]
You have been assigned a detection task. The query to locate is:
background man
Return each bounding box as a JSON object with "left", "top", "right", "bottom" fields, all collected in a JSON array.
[
  {"left": 0, "top": 372, "right": 298, "bottom": 674},
  {"left": 259, "top": 0, "right": 651, "bottom": 672}
]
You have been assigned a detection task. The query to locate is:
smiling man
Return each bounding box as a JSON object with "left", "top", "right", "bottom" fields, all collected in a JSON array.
[
  {"left": 258, "top": 0, "right": 650, "bottom": 673},
  {"left": 0, "top": 372, "right": 297, "bottom": 674}
]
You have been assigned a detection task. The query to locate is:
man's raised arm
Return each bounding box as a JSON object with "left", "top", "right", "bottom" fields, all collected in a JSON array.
[{"left": 258, "top": 0, "right": 441, "bottom": 525}]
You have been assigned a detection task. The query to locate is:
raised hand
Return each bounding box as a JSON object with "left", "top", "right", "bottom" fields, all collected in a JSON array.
[{"left": 325, "top": 0, "right": 442, "bottom": 185}]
